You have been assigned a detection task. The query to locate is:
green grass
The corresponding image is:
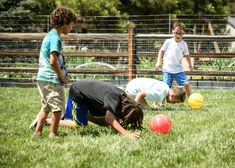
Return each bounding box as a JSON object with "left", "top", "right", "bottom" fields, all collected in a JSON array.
[{"left": 0, "top": 88, "right": 234, "bottom": 168}]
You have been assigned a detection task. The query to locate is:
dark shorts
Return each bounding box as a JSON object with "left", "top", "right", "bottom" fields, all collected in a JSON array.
[{"left": 63, "top": 96, "right": 104, "bottom": 127}]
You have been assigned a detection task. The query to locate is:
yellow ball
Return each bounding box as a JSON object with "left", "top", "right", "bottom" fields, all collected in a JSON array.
[{"left": 188, "top": 93, "right": 204, "bottom": 109}]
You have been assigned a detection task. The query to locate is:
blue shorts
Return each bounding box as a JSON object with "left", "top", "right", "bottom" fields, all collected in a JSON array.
[
  {"left": 63, "top": 96, "right": 104, "bottom": 127},
  {"left": 162, "top": 72, "right": 189, "bottom": 87}
]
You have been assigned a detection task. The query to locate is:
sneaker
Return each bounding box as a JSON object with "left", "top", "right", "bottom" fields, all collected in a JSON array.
[
  {"left": 29, "top": 117, "right": 38, "bottom": 129},
  {"left": 159, "top": 104, "right": 165, "bottom": 108}
]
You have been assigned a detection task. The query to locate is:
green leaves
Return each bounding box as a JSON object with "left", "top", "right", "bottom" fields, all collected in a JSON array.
[
  {"left": 56, "top": 0, "right": 121, "bottom": 16},
  {"left": 0, "top": 0, "right": 232, "bottom": 17}
]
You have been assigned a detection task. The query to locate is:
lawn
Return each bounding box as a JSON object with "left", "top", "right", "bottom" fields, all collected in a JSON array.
[{"left": 0, "top": 87, "right": 234, "bottom": 168}]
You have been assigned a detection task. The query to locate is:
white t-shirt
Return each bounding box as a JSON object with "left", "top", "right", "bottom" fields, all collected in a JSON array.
[
  {"left": 161, "top": 38, "right": 189, "bottom": 73},
  {"left": 126, "top": 78, "right": 170, "bottom": 103}
]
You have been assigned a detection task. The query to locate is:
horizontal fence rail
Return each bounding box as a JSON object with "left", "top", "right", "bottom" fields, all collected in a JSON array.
[
  {"left": 0, "top": 26, "right": 235, "bottom": 88},
  {"left": 1, "top": 50, "right": 235, "bottom": 58},
  {"left": 1, "top": 67, "right": 234, "bottom": 76},
  {"left": 1, "top": 33, "right": 234, "bottom": 41},
  {"left": 0, "top": 33, "right": 128, "bottom": 40},
  {"left": 136, "top": 34, "right": 235, "bottom": 42},
  {"left": 0, "top": 51, "right": 129, "bottom": 58}
]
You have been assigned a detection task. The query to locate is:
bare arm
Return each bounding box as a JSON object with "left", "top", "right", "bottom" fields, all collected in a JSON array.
[
  {"left": 185, "top": 55, "right": 193, "bottom": 71},
  {"left": 155, "top": 50, "right": 164, "bottom": 70},
  {"left": 105, "top": 111, "right": 140, "bottom": 140},
  {"left": 50, "top": 52, "right": 70, "bottom": 84},
  {"left": 135, "top": 91, "right": 147, "bottom": 103}
]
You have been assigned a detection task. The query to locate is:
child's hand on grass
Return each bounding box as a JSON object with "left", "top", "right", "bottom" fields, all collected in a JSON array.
[{"left": 125, "top": 132, "right": 140, "bottom": 140}]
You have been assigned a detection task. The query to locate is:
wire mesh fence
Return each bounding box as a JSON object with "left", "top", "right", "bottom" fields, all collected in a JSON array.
[
  {"left": 0, "top": 14, "right": 235, "bottom": 88},
  {"left": 1, "top": 14, "right": 234, "bottom": 34}
]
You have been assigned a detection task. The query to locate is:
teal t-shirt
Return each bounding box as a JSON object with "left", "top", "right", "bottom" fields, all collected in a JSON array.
[{"left": 37, "top": 29, "right": 67, "bottom": 84}]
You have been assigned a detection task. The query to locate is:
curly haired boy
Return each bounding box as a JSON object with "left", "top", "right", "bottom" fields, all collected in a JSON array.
[{"left": 34, "top": 7, "right": 76, "bottom": 137}]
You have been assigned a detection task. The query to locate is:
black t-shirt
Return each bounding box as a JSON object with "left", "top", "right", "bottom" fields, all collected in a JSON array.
[{"left": 69, "top": 79, "right": 127, "bottom": 116}]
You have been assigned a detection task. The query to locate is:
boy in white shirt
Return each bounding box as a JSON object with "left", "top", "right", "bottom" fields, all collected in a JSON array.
[
  {"left": 126, "top": 78, "right": 186, "bottom": 109},
  {"left": 155, "top": 22, "right": 193, "bottom": 97}
]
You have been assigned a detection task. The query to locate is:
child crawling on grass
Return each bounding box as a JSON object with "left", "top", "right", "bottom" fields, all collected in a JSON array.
[
  {"left": 32, "top": 79, "right": 144, "bottom": 140},
  {"left": 126, "top": 78, "right": 186, "bottom": 109}
]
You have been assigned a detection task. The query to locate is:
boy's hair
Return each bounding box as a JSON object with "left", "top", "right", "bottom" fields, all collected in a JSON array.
[
  {"left": 171, "top": 86, "right": 186, "bottom": 103},
  {"left": 118, "top": 96, "right": 143, "bottom": 130},
  {"left": 172, "top": 22, "right": 186, "bottom": 32},
  {"left": 50, "top": 7, "right": 77, "bottom": 28}
]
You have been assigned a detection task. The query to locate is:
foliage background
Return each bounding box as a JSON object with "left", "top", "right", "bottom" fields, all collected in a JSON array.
[{"left": 0, "top": 0, "right": 234, "bottom": 17}]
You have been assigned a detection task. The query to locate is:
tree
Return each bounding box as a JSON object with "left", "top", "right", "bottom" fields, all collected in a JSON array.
[
  {"left": 119, "top": 0, "right": 178, "bottom": 15},
  {"left": 177, "top": 0, "right": 228, "bottom": 14},
  {"left": 0, "top": 0, "right": 56, "bottom": 15},
  {"left": 56, "top": 0, "right": 121, "bottom": 16},
  {"left": 0, "top": 0, "right": 56, "bottom": 32},
  {"left": 227, "top": 0, "right": 235, "bottom": 14},
  {"left": 118, "top": 0, "right": 229, "bottom": 15}
]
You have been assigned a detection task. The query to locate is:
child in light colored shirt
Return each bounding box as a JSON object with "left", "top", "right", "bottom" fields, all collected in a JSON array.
[
  {"left": 126, "top": 78, "right": 186, "bottom": 109},
  {"left": 155, "top": 22, "right": 193, "bottom": 97}
]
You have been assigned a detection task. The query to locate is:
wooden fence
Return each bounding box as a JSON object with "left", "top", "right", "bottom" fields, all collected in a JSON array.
[{"left": 0, "top": 26, "right": 235, "bottom": 88}]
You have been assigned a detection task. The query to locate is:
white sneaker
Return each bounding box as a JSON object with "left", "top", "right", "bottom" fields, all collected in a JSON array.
[
  {"left": 29, "top": 117, "right": 38, "bottom": 129},
  {"left": 159, "top": 104, "right": 165, "bottom": 108}
]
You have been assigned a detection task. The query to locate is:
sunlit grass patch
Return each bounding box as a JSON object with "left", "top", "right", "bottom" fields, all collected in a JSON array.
[{"left": 0, "top": 88, "right": 234, "bottom": 168}]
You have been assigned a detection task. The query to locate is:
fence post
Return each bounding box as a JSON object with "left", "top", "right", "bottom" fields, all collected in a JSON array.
[
  {"left": 168, "top": 14, "right": 171, "bottom": 34},
  {"left": 128, "top": 26, "right": 136, "bottom": 81},
  {"left": 47, "top": 15, "right": 50, "bottom": 32}
]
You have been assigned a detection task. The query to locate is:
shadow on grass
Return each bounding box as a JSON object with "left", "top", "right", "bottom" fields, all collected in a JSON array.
[{"left": 73, "top": 126, "right": 114, "bottom": 138}]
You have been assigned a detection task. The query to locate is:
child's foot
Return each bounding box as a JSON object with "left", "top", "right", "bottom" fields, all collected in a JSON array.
[
  {"left": 159, "top": 104, "right": 165, "bottom": 108},
  {"left": 48, "top": 134, "right": 58, "bottom": 138},
  {"left": 33, "top": 132, "right": 42, "bottom": 137}
]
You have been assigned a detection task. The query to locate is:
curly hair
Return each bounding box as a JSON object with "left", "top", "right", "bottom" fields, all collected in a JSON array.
[
  {"left": 50, "top": 7, "right": 77, "bottom": 28},
  {"left": 118, "top": 96, "right": 143, "bottom": 130}
]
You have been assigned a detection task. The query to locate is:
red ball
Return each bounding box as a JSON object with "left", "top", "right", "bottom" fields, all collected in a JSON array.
[{"left": 150, "top": 114, "right": 172, "bottom": 134}]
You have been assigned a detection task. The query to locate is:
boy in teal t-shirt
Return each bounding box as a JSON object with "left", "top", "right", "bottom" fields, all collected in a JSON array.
[
  {"left": 37, "top": 29, "right": 67, "bottom": 84},
  {"left": 33, "top": 7, "right": 76, "bottom": 138}
]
